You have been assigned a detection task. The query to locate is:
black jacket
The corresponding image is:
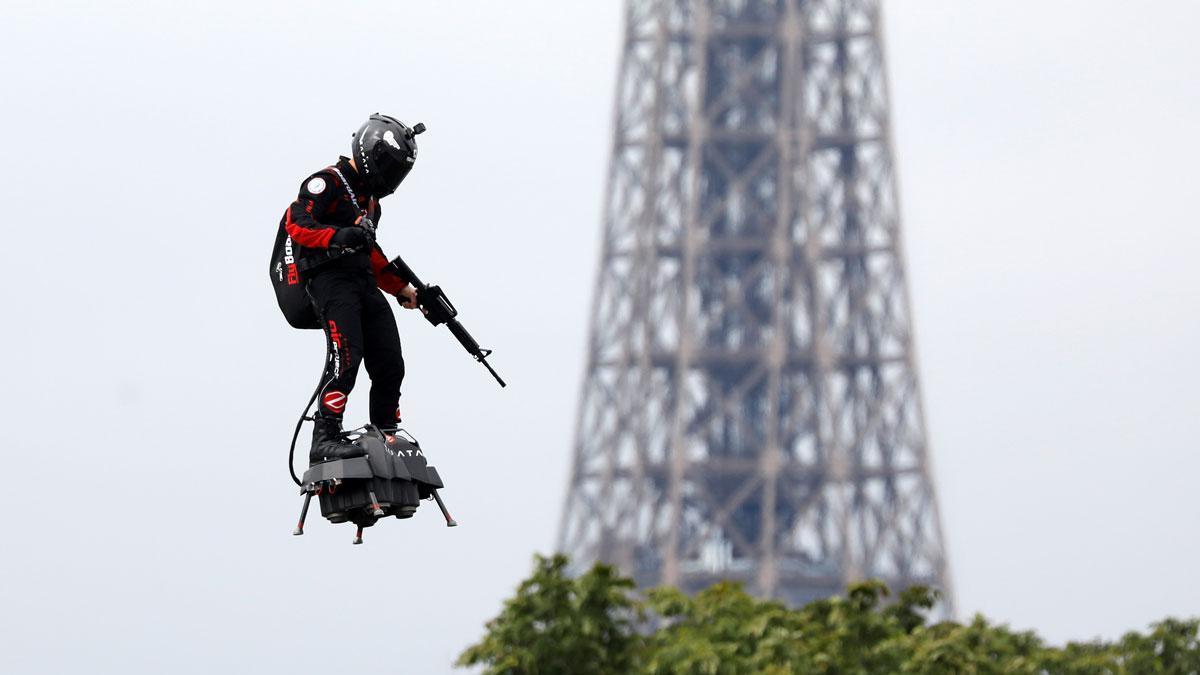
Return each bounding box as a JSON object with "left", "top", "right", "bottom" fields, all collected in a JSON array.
[{"left": 279, "top": 156, "right": 407, "bottom": 294}]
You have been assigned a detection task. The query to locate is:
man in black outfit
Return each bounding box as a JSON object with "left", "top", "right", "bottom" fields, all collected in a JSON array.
[{"left": 281, "top": 114, "right": 423, "bottom": 464}]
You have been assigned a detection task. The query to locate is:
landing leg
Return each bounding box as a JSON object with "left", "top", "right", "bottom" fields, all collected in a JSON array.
[
  {"left": 368, "top": 489, "right": 385, "bottom": 518},
  {"left": 431, "top": 489, "right": 458, "bottom": 528},
  {"left": 293, "top": 491, "right": 313, "bottom": 536},
  {"left": 353, "top": 525, "right": 364, "bottom": 545}
]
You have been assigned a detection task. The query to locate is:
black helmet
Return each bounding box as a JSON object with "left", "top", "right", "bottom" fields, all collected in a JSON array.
[{"left": 350, "top": 113, "right": 425, "bottom": 198}]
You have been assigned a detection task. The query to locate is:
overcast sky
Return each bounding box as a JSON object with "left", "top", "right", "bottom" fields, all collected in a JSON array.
[{"left": 1, "top": 1, "right": 1198, "bottom": 673}]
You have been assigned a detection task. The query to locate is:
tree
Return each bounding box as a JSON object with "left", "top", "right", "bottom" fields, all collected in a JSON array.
[
  {"left": 641, "top": 580, "right": 936, "bottom": 674},
  {"left": 456, "top": 554, "right": 642, "bottom": 674},
  {"left": 458, "top": 555, "right": 1200, "bottom": 674}
]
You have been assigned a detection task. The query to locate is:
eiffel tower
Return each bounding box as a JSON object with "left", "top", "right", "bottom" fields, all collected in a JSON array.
[{"left": 558, "top": 0, "right": 954, "bottom": 609}]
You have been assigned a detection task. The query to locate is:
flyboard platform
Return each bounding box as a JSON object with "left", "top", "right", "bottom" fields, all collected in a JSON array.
[{"left": 293, "top": 426, "right": 456, "bottom": 544}]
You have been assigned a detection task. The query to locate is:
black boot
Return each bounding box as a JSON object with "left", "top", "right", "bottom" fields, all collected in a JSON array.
[
  {"left": 371, "top": 403, "right": 402, "bottom": 436},
  {"left": 309, "top": 412, "right": 365, "bottom": 465}
]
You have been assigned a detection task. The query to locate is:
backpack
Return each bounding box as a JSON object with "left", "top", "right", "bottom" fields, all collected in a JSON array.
[{"left": 269, "top": 221, "right": 320, "bottom": 329}]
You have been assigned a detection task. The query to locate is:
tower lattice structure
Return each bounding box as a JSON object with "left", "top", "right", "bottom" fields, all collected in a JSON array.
[{"left": 558, "top": 0, "right": 953, "bottom": 609}]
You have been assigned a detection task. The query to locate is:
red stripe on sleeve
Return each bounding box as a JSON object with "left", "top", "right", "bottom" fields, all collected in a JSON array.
[
  {"left": 371, "top": 248, "right": 409, "bottom": 295},
  {"left": 285, "top": 205, "right": 335, "bottom": 249}
]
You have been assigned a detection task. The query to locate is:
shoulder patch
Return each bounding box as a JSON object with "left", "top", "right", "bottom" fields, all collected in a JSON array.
[{"left": 306, "top": 176, "right": 327, "bottom": 195}]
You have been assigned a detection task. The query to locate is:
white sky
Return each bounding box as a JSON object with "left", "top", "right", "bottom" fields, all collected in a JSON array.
[{"left": 1, "top": 1, "right": 1198, "bottom": 673}]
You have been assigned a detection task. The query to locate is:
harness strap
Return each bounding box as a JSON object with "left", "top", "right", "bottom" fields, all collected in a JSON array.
[
  {"left": 331, "top": 166, "right": 376, "bottom": 220},
  {"left": 331, "top": 164, "right": 376, "bottom": 237},
  {"left": 330, "top": 166, "right": 363, "bottom": 216}
]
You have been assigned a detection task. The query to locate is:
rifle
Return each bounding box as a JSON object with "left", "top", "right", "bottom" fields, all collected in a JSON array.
[{"left": 387, "top": 255, "right": 506, "bottom": 388}]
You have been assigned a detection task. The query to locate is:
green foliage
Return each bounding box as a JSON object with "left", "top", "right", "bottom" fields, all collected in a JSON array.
[
  {"left": 455, "top": 554, "right": 642, "bottom": 674},
  {"left": 1114, "top": 618, "right": 1200, "bottom": 674},
  {"left": 458, "top": 556, "right": 1200, "bottom": 675}
]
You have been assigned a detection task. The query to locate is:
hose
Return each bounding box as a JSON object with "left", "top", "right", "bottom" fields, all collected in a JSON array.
[{"left": 288, "top": 368, "right": 328, "bottom": 486}]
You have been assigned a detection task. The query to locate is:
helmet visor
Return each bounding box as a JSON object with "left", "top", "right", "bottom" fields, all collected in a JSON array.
[{"left": 370, "top": 147, "right": 413, "bottom": 196}]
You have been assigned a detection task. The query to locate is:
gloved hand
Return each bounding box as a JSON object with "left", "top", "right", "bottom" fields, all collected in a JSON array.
[
  {"left": 397, "top": 285, "right": 419, "bottom": 310},
  {"left": 331, "top": 226, "right": 373, "bottom": 249}
]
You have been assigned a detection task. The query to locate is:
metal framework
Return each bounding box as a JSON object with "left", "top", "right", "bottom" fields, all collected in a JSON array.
[{"left": 559, "top": 0, "right": 953, "bottom": 610}]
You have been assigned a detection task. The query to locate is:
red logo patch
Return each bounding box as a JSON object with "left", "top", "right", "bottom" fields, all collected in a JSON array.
[{"left": 322, "top": 391, "right": 347, "bottom": 413}]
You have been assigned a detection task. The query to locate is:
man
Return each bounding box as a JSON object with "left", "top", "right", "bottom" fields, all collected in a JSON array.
[{"left": 281, "top": 113, "right": 423, "bottom": 464}]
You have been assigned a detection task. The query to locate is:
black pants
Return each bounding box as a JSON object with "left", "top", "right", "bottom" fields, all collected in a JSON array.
[{"left": 307, "top": 269, "right": 405, "bottom": 427}]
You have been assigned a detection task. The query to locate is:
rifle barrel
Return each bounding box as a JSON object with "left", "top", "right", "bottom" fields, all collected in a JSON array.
[{"left": 481, "top": 357, "right": 506, "bottom": 388}]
